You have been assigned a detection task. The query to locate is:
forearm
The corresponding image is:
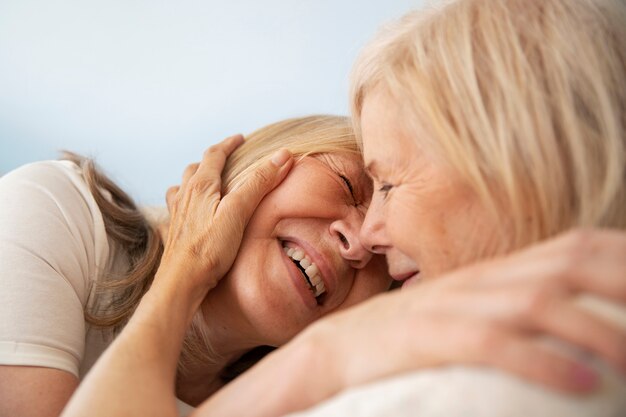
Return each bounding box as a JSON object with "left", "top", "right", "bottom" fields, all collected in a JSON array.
[
  {"left": 61, "top": 268, "right": 202, "bottom": 417},
  {"left": 194, "top": 324, "right": 341, "bottom": 417}
]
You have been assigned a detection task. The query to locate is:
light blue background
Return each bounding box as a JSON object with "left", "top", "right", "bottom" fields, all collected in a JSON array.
[{"left": 0, "top": 1, "right": 423, "bottom": 204}]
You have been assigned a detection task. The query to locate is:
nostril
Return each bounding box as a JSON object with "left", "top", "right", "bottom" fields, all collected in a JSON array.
[{"left": 338, "top": 232, "right": 350, "bottom": 250}]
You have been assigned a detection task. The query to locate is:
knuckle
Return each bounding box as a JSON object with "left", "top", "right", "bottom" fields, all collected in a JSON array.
[
  {"left": 184, "top": 163, "right": 199, "bottom": 176},
  {"left": 547, "top": 229, "right": 597, "bottom": 281},
  {"left": 562, "top": 228, "right": 595, "bottom": 258},
  {"left": 472, "top": 325, "right": 506, "bottom": 355},
  {"left": 224, "top": 192, "right": 244, "bottom": 210},
  {"left": 204, "top": 145, "right": 224, "bottom": 158},
  {"left": 166, "top": 185, "right": 178, "bottom": 197},
  {"left": 251, "top": 167, "right": 272, "bottom": 186},
  {"left": 188, "top": 179, "right": 206, "bottom": 193},
  {"left": 188, "top": 179, "right": 220, "bottom": 197},
  {"left": 518, "top": 289, "right": 554, "bottom": 321},
  {"left": 166, "top": 186, "right": 179, "bottom": 204}
]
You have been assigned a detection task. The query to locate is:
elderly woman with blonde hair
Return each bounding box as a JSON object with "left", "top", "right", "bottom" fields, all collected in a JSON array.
[
  {"left": 288, "top": 0, "right": 626, "bottom": 414},
  {"left": 58, "top": 0, "right": 625, "bottom": 416}
]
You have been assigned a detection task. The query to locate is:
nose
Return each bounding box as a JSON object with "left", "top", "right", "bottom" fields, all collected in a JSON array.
[
  {"left": 359, "top": 192, "right": 390, "bottom": 255},
  {"left": 330, "top": 209, "right": 373, "bottom": 269}
]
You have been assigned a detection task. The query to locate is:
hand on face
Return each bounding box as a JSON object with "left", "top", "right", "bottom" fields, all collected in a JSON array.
[
  {"left": 309, "top": 229, "right": 626, "bottom": 397},
  {"left": 154, "top": 135, "right": 293, "bottom": 304},
  {"left": 208, "top": 154, "right": 391, "bottom": 346}
]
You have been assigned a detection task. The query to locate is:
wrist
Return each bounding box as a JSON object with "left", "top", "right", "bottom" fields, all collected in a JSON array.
[
  {"left": 138, "top": 267, "right": 206, "bottom": 331},
  {"left": 290, "top": 320, "right": 345, "bottom": 400},
  {"left": 152, "top": 259, "right": 212, "bottom": 309}
]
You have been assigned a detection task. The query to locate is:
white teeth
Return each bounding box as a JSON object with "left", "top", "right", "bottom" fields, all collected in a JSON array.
[
  {"left": 314, "top": 281, "right": 325, "bottom": 297},
  {"left": 309, "top": 274, "right": 322, "bottom": 286},
  {"left": 304, "top": 264, "right": 318, "bottom": 278},
  {"left": 282, "top": 242, "right": 327, "bottom": 299}
]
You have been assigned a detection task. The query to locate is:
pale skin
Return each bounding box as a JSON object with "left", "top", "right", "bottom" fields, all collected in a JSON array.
[{"left": 59, "top": 130, "right": 626, "bottom": 417}]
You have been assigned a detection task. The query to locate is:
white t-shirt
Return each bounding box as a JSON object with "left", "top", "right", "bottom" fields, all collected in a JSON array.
[{"left": 0, "top": 160, "right": 193, "bottom": 415}]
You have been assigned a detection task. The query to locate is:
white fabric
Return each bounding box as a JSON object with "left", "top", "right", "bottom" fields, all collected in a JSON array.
[
  {"left": 288, "top": 297, "right": 626, "bottom": 417},
  {"left": 287, "top": 365, "right": 626, "bottom": 417},
  {"left": 0, "top": 161, "right": 193, "bottom": 415}
]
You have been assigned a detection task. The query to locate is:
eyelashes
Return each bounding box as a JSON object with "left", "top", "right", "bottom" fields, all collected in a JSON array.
[
  {"left": 378, "top": 183, "right": 393, "bottom": 198},
  {"left": 341, "top": 173, "right": 392, "bottom": 205},
  {"left": 339, "top": 174, "right": 357, "bottom": 205}
]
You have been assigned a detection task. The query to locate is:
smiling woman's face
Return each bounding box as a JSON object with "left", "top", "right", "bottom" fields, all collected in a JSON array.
[
  {"left": 358, "top": 88, "right": 500, "bottom": 287},
  {"left": 206, "top": 151, "right": 390, "bottom": 346}
]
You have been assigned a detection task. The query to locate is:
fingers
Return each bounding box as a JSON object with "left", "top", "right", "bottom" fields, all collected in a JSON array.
[
  {"left": 166, "top": 186, "right": 179, "bottom": 213},
  {"left": 405, "top": 315, "right": 601, "bottom": 394},
  {"left": 192, "top": 134, "right": 244, "bottom": 195},
  {"left": 538, "top": 299, "right": 626, "bottom": 372},
  {"left": 164, "top": 164, "right": 197, "bottom": 214},
  {"left": 222, "top": 149, "right": 293, "bottom": 228},
  {"left": 457, "top": 229, "right": 626, "bottom": 305},
  {"left": 475, "top": 331, "right": 600, "bottom": 394},
  {"left": 424, "top": 280, "right": 626, "bottom": 375},
  {"left": 165, "top": 134, "right": 245, "bottom": 213},
  {"left": 182, "top": 163, "right": 199, "bottom": 185}
]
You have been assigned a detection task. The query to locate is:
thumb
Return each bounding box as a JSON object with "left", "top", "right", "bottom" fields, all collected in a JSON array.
[{"left": 223, "top": 148, "right": 294, "bottom": 222}]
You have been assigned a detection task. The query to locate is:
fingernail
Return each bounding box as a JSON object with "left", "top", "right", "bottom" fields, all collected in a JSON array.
[
  {"left": 271, "top": 149, "right": 291, "bottom": 167},
  {"left": 571, "top": 364, "right": 599, "bottom": 389}
]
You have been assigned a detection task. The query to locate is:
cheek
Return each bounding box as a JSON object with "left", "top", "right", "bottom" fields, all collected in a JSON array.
[
  {"left": 384, "top": 189, "right": 432, "bottom": 259},
  {"left": 384, "top": 185, "right": 479, "bottom": 275},
  {"left": 228, "top": 240, "right": 312, "bottom": 343}
]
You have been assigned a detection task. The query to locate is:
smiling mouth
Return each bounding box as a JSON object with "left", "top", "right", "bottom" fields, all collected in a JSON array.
[{"left": 281, "top": 242, "right": 327, "bottom": 304}]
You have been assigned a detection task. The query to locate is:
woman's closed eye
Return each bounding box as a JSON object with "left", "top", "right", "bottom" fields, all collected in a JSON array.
[
  {"left": 378, "top": 183, "right": 393, "bottom": 199},
  {"left": 339, "top": 174, "right": 358, "bottom": 206}
]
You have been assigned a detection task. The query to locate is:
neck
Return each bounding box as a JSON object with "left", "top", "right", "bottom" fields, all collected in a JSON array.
[
  {"left": 175, "top": 280, "right": 261, "bottom": 406},
  {"left": 175, "top": 365, "right": 225, "bottom": 407}
]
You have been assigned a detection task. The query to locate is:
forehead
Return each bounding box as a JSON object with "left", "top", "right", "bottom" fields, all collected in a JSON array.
[
  {"left": 311, "top": 152, "right": 373, "bottom": 198},
  {"left": 312, "top": 152, "right": 363, "bottom": 174},
  {"left": 360, "top": 89, "right": 412, "bottom": 176}
]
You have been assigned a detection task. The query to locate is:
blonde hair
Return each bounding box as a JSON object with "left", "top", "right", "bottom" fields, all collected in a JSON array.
[
  {"left": 64, "top": 114, "right": 358, "bottom": 376},
  {"left": 351, "top": 0, "right": 626, "bottom": 253},
  {"left": 224, "top": 115, "right": 358, "bottom": 192}
]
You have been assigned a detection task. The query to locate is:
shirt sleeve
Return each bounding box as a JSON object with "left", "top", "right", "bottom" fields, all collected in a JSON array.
[{"left": 0, "top": 160, "right": 110, "bottom": 377}]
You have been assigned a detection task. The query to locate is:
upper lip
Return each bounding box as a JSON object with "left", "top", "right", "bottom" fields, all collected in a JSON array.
[{"left": 282, "top": 236, "right": 336, "bottom": 302}]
